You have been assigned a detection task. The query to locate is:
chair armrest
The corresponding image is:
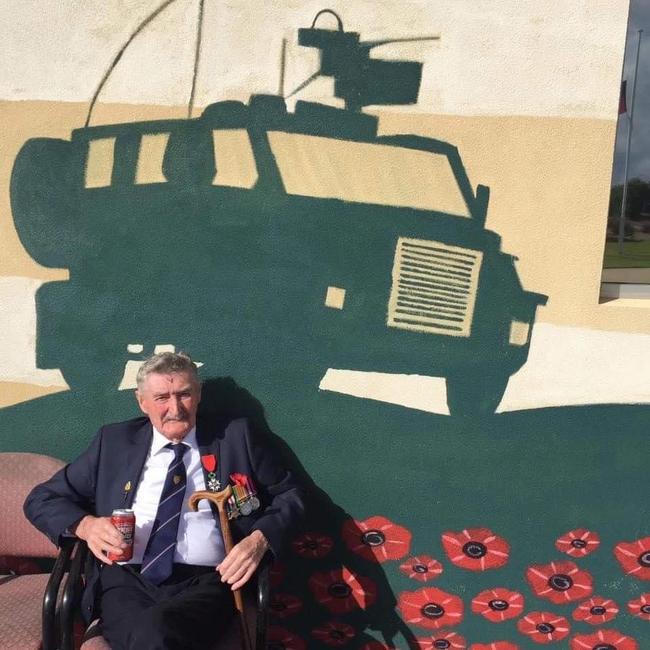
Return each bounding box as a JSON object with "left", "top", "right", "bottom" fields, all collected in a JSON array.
[
  {"left": 42, "top": 537, "right": 76, "bottom": 650},
  {"left": 60, "top": 540, "right": 89, "bottom": 650},
  {"left": 255, "top": 562, "right": 270, "bottom": 650}
]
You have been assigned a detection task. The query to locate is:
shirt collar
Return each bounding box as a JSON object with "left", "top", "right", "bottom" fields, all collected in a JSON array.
[{"left": 151, "top": 426, "right": 197, "bottom": 455}]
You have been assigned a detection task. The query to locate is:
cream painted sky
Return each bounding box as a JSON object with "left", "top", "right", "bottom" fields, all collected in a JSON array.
[{"left": 0, "top": 0, "right": 629, "bottom": 119}]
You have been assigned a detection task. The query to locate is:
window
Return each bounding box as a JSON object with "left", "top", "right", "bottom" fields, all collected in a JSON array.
[{"left": 601, "top": 0, "right": 650, "bottom": 299}]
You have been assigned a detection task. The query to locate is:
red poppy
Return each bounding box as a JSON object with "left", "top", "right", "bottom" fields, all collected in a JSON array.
[
  {"left": 441, "top": 528, "right": 510, "bottom": 571},
  {"left": 417, "top": 630, "right": 467, "bottom": 649},
  {"left": 517, "top": 611, "right": 570, "bottom": 644},
  {"left": 627, "top": 593, "right": 650, "bottom": 620},
  {"left": 400, "top": 556, "right": 444, "bottom": 583},
  {"left": 267, "top": 626, "right": 306, "bottom": 650},
  {"left": 398, "top": 587, "right": 464, "bottom": 630},
  {"left": 342, "top": 516, "right": 412, "bottom": 563},
  {"left": 569, "top": 628, "right": 639, "bottom": 650},
  {"left": 291, "top": 532, "right": 334, "bottom": 559},
  {"left": 471, "top": 587, "right": 524, "bottom": 622},
  {"left": 614, "top": 536, "right": 650, "bottom": 580},
  {"left": 469, "top": 643, "right": 520, "bottom": 650},
  {"left": 309, "top": 568, "right": 377, "bottom": 614},
  {"left": 269, "top": 593, "right": 303, "bottom": 619},
  {"left": 312, "top": 621, "right": 356, "bottom": 647},
  {"left": 572, "top": 596, "right": 619, "bottom": 625},
  {"left": 526, "top": 560, "right": 593, "bottom": 604},
  {"left": 555, "top": 529, "right": 601, "bottom": 558}
]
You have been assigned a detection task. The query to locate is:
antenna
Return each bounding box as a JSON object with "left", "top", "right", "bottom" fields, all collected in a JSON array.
[
  {"left": 188, "top": 0, "right": 206, "bottom": 118},
  {"left": 279, "top": 38, "right": 287, "bottom": 97},
  {"left": 85, "top": 0, "right": 183, "bottom": 127}
]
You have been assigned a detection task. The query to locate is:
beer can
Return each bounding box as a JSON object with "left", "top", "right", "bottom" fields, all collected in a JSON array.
[{"left": 109, "top": 509, "right": 135, "bottom": 562}]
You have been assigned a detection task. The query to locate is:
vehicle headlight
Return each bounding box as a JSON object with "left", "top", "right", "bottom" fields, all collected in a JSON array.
[{"left": 509, "top": 320, "right": 530, "bottom": 346}]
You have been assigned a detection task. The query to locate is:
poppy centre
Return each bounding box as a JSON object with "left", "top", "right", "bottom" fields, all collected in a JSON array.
[
  {"left": 571, "top": 539, "right": 587, "bottom": 549},
  {"left": 361, "top": 530, "right": 386, "bottom": 546},
  {"left": 590, "top": 605, "right": 607, "bottom": 615},
  {"left": 421, "top": 602, "right": 445, "bottom": 618},
  {"left": 488, "top": 598, "right": 509, "bottom": 611},
  {"left": 536, "top": 622, "right": 555, "bottom": 634},
  {"left": 328, "top": 582, "right": 352, "bottom": 598},
  {"left": 548, "top": 573, "right": 573, "bottom": 591},
  {"left": 434, "top": 641, "right": 451, "bottom": 649},
  {"left": 413, "top": 563, "right": 429, "bottom": 573},
  {"left": 641, "top": 604, "right": 650, "bottom": 614},
  {"left": 639, "top": 551, "right": 650, "bottom": 567},
  {"left": 593, "top": 645, "right": 616, "bottom": 650},
  {"left": 462, "top": 541, "right": 487, "bottom": 558}
]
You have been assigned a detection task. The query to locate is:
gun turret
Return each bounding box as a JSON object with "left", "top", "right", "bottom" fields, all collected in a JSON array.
[{"left": 296, "top": 9, "right": 434, "bottom": 112}]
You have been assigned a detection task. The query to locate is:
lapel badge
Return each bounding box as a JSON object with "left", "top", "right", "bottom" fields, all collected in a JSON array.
[
  {"left": 173, "top": 474, "right": 182, "bottom": 485},
  {"left": 122, "top": 480, "right": 132, "bottom": 503}
]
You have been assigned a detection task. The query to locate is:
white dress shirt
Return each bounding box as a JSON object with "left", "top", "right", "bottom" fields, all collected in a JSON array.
[{"left": 125, "top": 427, "right": 226, "bottom": 566}]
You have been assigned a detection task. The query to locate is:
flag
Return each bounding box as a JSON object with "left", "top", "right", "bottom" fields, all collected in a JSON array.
[{"left": 619, "top": 79, "right": 627, "bottom": 114}]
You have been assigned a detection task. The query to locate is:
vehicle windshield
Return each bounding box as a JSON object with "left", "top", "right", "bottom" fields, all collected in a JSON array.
[{"left": 269, "top": 132, "right": 471, "bottom": 217}]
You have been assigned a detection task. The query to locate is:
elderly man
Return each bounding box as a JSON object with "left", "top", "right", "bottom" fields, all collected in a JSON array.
[{"left": 24, "top": 352, "right": 305, "bottom": 650}]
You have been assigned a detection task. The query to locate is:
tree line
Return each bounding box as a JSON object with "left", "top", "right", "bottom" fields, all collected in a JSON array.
[{"left": 609, "top": 178, "right": 650, "bottom": 220}]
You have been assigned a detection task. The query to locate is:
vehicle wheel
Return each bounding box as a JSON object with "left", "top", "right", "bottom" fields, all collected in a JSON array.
[{"left": 445, "top": 371, "right": 511, "bottom": 416}]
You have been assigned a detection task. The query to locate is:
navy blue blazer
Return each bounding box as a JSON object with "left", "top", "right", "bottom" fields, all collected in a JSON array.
[{"left": 24, "top": 415, "right": 305, "bottom": 620}]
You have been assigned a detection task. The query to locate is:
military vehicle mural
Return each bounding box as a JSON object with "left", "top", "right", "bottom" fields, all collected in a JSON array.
[
  {"left": 4, "top": 5, "right": 648, "bottom": 650},
  {"left": 10, "top": 10, "right": 546, "bottom": 415}
]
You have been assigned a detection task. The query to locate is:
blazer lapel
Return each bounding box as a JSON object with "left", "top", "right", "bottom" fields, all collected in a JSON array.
[{"left": 122, "top": 420, "right": 153, "bottom": 508}]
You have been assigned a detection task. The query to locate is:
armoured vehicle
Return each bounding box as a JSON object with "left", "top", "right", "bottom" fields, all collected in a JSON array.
[{"left": 10, "top": 12, "right": 546, "bottom": 413}]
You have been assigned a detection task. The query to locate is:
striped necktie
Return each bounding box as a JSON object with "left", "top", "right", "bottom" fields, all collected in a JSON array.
[{"left": 140, "top": 442, "right": 188, "bottom": 585}]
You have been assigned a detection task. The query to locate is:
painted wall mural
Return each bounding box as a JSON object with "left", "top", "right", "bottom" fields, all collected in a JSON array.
[{"left": 1, "top": 1, "right": 649, "bottom": 649}]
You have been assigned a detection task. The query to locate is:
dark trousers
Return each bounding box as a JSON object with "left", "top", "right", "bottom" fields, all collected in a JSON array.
[{"left": 99, "top": 563, "right": 235, "bottom": 650}]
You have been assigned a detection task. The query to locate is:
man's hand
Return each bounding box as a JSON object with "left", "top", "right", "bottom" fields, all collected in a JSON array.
[
  {"left": 216, "top": 530, "right": 269, "bottom": 590},
  {"left": 73, "top": 515, "right": 126, "bottom": 565}
]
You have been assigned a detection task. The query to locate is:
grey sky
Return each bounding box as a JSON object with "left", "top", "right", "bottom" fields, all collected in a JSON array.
[{"left": 612, "top": 0, "right": 650, "bottom": 184}]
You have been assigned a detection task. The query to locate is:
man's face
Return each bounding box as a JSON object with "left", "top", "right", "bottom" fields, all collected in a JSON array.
[{"left": 136, "top": 371, "right": 201, "bottom": 441}]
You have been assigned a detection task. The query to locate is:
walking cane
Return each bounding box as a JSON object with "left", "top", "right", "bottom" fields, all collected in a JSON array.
[{"left": 188, "top": 487, "right": 254, "bottom": 650}]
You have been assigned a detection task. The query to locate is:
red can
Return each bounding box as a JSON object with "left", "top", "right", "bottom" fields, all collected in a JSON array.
[{"left": 109, "top": 509, "right": 135, "bottom": 562}]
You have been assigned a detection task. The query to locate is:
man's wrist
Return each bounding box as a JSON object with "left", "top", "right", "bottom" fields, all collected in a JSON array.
[
  {"left": 251, "top": 529, "right": 269, "bottom": 551},
  {"left": 71, "top": 514, "right": 93, "bottom": 539}
]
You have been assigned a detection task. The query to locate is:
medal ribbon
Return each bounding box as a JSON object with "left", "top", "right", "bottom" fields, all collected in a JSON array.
[
  {"left": 201, "top": 454, "right": 220, "bottom": 492},
  {"left": 201, "top": 454, "right": 217, "bottom": 473}
]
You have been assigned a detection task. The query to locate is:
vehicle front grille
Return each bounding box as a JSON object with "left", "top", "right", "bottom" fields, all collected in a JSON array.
[{"left": 388, "top": 237, "right": 483, "bottom": 337}]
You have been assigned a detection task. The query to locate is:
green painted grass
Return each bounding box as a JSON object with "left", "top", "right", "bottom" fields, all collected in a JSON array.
[{"left": 603, "top": 239, "right": 650, "bottom": 267}]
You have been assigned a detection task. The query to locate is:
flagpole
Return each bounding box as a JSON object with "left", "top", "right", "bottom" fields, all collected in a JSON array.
[{"left": 618, "top": 29, "right": 644, "bottom": 255}]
